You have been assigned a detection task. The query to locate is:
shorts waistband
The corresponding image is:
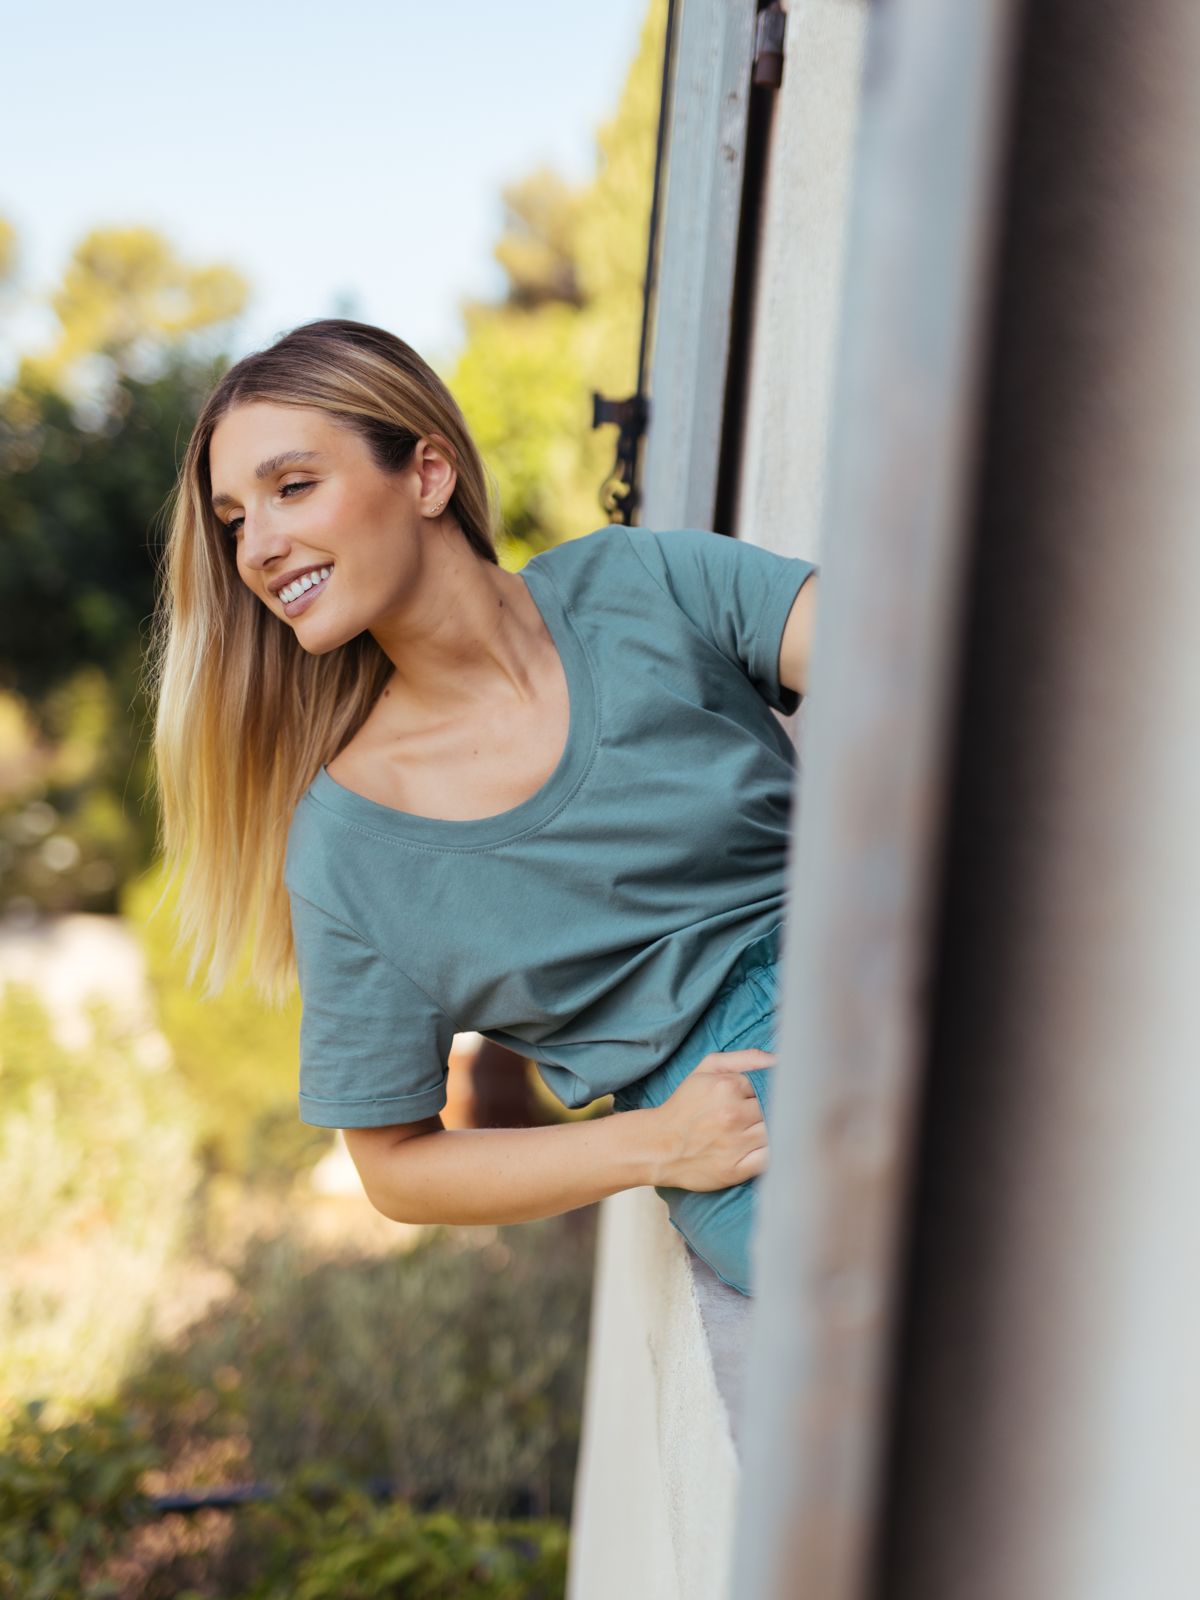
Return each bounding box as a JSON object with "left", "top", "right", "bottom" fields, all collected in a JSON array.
[{"left": 714, "top": 919, "right": 785, "bottom": 998}]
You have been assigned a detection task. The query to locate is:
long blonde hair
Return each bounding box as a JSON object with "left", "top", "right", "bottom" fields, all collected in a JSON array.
[{"left": 144, "top": 318, "right": 501, "bottom": 1005}]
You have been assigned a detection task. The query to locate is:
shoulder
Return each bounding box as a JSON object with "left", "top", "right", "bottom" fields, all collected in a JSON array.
[
  {"left": 619, "top": 527, "right": 745, "bottom": 594},
  {"left": 520, "top": 523, "right": 632, "bottom": 589},
  {"left": 520, "top": 524, "right": 734, "bottom": 607},
  {"left": 284, "top": 782, "right": 360, "bottom": 917},
  {"left": 284, "top": 783, "right": 327, "bottom": 876}
]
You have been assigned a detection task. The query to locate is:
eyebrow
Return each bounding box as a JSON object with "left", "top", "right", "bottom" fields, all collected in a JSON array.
[{"left": 211, "top": 450, "right": 326, "bottom": 512}]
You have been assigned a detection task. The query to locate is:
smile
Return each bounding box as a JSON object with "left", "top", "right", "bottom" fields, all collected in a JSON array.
[{"left": 280, "top": 566, "right": 333, "bottom": 615}]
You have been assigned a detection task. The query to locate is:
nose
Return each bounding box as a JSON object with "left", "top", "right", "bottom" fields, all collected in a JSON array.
[{"left": 238, "top": 511, "right": 291, "bottom": 576}]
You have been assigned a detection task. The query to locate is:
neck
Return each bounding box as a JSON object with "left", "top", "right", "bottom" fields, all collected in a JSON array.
[{"left": 370, "top": 526, "right": 549, "bottom": 719}]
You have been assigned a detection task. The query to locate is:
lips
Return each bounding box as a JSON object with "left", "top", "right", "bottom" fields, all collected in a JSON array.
[
  {"left": 269, "top": 563, "right": 331, "bottom": 597},
  {"left": 280, "top": 568, "right": 332, "bottom": 616}
]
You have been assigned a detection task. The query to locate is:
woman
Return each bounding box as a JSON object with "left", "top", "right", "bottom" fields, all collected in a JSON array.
[{"left": 148, "top": 318, "right": 818, "bottom": 1297}]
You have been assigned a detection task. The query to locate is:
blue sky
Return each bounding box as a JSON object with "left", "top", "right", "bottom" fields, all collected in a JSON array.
[{"left": 1, "top": 0, "right": 650, "bottom": 380}]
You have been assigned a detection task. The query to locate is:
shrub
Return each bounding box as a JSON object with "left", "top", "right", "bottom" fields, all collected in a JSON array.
[
  {"left": 0, "top": 982, "right": 197, "bottom": 1415},
  {"left": 0, "top": 1398, "right": 158, "bottom": 1600},
  {"left": 0, "top": 1403, "right": 570, "bottom": 1600},
  {"left": 124, "top": 1209, "right": 597, "bottom": 1522},
  {"left": 220, "top": 1483, "right": 568, "bottom": 1600},
  {"left": 121, "top": 862, "right": 329, "bottom": 1185}
]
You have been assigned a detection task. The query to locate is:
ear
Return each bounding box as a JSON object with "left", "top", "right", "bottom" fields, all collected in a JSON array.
[{"left": 416, "top": 433, "right": 458, "bottom": 506}]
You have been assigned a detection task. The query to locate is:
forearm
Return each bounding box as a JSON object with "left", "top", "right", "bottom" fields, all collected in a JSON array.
[{"left": 361, "top": 1107, "right": 666, "bottom": 1226}]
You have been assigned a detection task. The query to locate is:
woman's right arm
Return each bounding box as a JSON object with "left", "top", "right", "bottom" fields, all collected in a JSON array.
[{"left": 343, "top": 1047, "right": 776, "bottom": 1227}]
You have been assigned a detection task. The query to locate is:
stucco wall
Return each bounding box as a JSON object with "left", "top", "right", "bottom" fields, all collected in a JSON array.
[{"left": 566, "top": 1188, "right": 742, "bottom": 1600}]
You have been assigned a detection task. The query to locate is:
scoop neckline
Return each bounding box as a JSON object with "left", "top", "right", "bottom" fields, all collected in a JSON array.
[{"left": 307, "top": 558, "right": 598, "bottom": 850}]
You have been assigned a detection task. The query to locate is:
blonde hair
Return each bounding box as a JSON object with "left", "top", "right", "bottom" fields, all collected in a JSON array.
[{"left": 144, "top": 318, "right": 501, "bottom": 1005}]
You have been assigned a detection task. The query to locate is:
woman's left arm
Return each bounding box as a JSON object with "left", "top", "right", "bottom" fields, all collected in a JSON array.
[{"left": 778, "top": 573, "right": 819, "bottom": 699}]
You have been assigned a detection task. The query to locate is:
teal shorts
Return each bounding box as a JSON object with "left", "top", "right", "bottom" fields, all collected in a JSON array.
[{"left": 612, "top": 921, "right": 780, "bottom": 1296}]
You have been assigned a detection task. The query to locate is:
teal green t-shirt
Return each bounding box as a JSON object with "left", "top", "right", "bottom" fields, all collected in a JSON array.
[{"left": 285, "top": 524, "right": 817, "bottom": 1128}]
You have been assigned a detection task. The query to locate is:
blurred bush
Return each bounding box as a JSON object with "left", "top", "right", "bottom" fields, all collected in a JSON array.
[
  {"left": 0, "top": 972, "right": 594, "bottom": 1587},
  {"left": 0, "top": 354, "right": 236, "bottom": 922},
  {"left": 124, "top": 1210, "right": 596, "bottom": 1523},
  {"left": 120, "top": 860, "right": 330, "bottom": 1184},
  {"left": 0, "top": 219, "right": 247, "bottom": 925},
  {"left": 450, "top": 0, "right": 667, "bottom": 557},
  {"left": 0, "top": 1399, "right": 569, "bottom": 1599},
  {"left": 0, "top": 1398, "right": 158, "bottom": 1600},
  {"left": 0, "top": 982, "right": 198, "bottom": 1419},
  {"left": 0, "top": 355, "right": 229, "bottom": 708},
  {"left": 0, "top": 672, "right": 148, "bottom": 919},
  {"left": 221, "top": 1492, "right": 569, "bottom": 1600}
]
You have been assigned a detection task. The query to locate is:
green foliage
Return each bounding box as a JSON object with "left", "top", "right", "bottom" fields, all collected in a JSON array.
[
  {"left": 0, "top": 975, "right": 591, "bottom": 1585},
  {"left": 0, "top": 353, "right": 225, "bottom": 705},
  {"left": 0, "top": 1398, "right": 159, "bottom": 1600},
  {"left": 0, "top": 216, "right": 244, "bottom": 920},
  {"left": 0, "top": 1207, "right": 590, "bottom": 1595},
  {"left": 453, "top": 303, "right": 601, "bottom": 559},
  {"left": 450, "top": 0, "right": 666, "bottom": 556},
  {"left": 0, "top": 982, "right": 198, "bottom": 1416},
  {"left": 124, "top": 1210, "right": 595, "bottom": 1522},
  {"left": 0, "top": 670, "right": 153, "bottom": 916},
  {"left": 0, "top": 969, "right": 593, "bottom": 1587},
  {"left": 17, "top": 224, "right": 247, "bottom": 398},
  {"left": 220, "top": 1489, "right": 568, "bottom": 1600},
  {"left": 120, "top": 860, "right": 328, "bottom": 1182},
  {"left": 0, "top": 1402, "right": 569, "bottom": 1600},
  {"left": 0, "top": 349, "right": 235, "bottom": 916},
  {"left": 0, "top": 218, "right": 16, "bottom": 284},
  {"left": 491, "top": 169, "right": 584, "bottom": 312}
]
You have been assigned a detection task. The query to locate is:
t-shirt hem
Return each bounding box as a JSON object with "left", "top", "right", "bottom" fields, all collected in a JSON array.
[{"left": 298, "top": 1084, "right": 447, "bottom": 1129}]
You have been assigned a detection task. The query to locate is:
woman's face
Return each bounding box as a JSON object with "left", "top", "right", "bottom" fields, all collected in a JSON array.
[{"left": 207, "top": 400, "right": 454, "bottom": 651}]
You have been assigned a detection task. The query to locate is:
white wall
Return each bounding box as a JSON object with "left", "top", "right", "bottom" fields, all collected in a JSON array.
[
  {"left": 568, "top": 5, "right": 867, "bottom": 1596},
  {"left": 566, "top": 1189, "right": 740, "bottom": 1600},
  {"left": 736, "top": 0, "right": 868, "bottom": 563}
]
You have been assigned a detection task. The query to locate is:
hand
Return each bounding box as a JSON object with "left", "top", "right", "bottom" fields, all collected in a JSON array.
[{"left": 649, "top": 1048, "right": 775, "bottom": 1191}]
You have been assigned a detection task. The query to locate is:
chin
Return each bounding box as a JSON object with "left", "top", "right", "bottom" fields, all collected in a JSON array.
[{"left": 292, "top": 629, "right": 350, "bottom": 657}]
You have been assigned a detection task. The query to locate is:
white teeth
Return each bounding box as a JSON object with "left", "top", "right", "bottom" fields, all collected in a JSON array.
[{"left": 280, "top": 566, "right": 332, "bottom": 603}]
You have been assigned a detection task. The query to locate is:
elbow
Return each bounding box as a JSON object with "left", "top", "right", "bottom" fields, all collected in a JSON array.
[
  {"left": 342, "top": 1118, "right": 445, "bottom": 1225},
  {"left": 360, "top": 1175, "right": 423, "bottom": 1226},
  {"left": 362, "top": 1182, "right": 403, "bottom": 1223}
]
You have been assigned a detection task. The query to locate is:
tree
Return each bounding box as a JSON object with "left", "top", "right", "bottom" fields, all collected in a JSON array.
[
  {"left": 491, "top": 167, "right": 585, "bottom": 311},
  {"left": 17, "top": 224, "right": 246, "bottom": 399},
  {"left": 0, "top": 220, "right": 248, "bottom": 909},
  {"left": 448, "top": 0, "right": 667, "bottom": 564}
]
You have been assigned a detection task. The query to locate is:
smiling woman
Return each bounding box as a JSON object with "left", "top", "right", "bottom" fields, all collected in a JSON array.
[
  {"left": 146, "top": 317, "right": 502, "bottom": 988},
  {"left": 145, "top": 316, "right": 819, "bottom": 1298},
  {"left": 203, "top": 395, "right": 494, "bottom": 650}
]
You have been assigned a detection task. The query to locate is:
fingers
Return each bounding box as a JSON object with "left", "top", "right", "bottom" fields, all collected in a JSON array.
[
  {"left": 711, "top": 1048, "right": 777, "bottom": 1072},
  {"left": 733, "top": 1115, "right": 770, "bottom": 1177},
  {"left": 735, "top": 1146, "right": 769, "bottom": 1180}
]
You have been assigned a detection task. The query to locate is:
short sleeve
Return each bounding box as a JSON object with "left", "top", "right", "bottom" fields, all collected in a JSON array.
[
  {"left": 289, "top": 891, "right": 455, "bottom": 1128},
  {"left": 626, "top": 527, "right": 817, "bottom": 715}
]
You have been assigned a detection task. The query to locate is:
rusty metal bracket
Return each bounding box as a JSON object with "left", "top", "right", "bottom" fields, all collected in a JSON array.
[
  {"left": 753, "top": 1, "right": 787, "bottom": 88},
  {"left": 592, "top": 390, "right": 649, "bottom": 524},
  {"left": 591, "top": 0, "right": 677, "bottom": 526}
]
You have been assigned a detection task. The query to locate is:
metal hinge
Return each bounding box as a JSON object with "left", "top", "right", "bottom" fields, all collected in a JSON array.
[
  {"left": 753, "top": 1, "right": 787, "bottom": 88},
  {"left": 592, "top": 391, "right": 649, "bottom": 525}
]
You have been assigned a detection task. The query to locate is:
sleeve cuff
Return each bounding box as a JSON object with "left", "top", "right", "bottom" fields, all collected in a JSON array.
[
  {"left": 749, "top": 560, "right": 818, "bottom": 714},
  {"left": 298, "top": 1080, "right": 448, "bottom": 1129}
]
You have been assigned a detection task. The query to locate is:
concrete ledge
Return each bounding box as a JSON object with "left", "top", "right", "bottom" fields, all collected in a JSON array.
[{"left": 567, "top": 1187, "right": 752, "bottom": 1600}]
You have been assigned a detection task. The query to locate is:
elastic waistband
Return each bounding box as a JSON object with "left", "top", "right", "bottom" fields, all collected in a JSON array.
[{"left": 714, "top": 919, "right": 785, "bottom": 997}]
